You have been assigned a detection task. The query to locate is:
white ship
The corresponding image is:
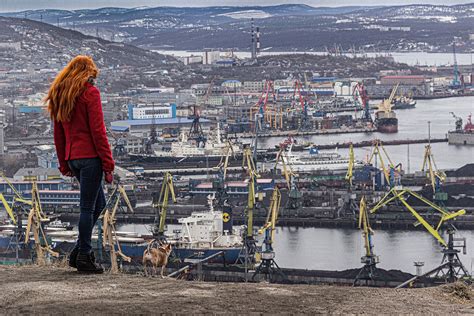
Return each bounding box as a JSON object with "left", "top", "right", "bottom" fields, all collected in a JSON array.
[
  {"left": 163, "top": 195, "right": 244, "bottom": 263},
  {"left": 275, "top": 143, "right": 363, "bottom": 173},
  {"left": 153, "top": 124, "right": 241, "bottom": 161}
]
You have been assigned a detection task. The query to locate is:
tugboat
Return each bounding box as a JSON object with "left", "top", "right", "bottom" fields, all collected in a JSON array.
[{"left": 392, "top": 94, "right": 416, "bottom": 110}]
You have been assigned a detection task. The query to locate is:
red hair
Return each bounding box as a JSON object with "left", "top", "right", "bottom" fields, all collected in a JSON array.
[{"left": 46, "top": 55, "right": 99, "bottom": 122}]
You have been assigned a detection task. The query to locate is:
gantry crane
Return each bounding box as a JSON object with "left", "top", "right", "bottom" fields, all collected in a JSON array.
[
  {"left": 450, "top": 112, "right": 463, "bottom": 131},
  {"left": 352, "top": 82, "right": 371, "bottom": 122},
  {"left": 369, "top": 187, "right": 469, "bottom": 286},
  {"left": 339, "top": 143, "right": 358, "bottom": 217},
  {"left": 368, "top": 139, "right": 402, "bottom": 189},
  {"left": 25, "top": 181, "right": 59, "bottom": 265},
  {"left": 421, "top": 143, "right": 446, "bottom": 199},
  {"left": 153, "top": 172, "right": 177, "bottom": 240},
  {"left": 353, "top": 196, "right": 379, "bottom": 286},
  {"left": 274, "top": 139, "right": 302, "bottom": 209},
  {"left": 250, "top": 80, "right": 281, "bottom": 131},
  {"left": 345, "top": 143, "right": 355, "bottom": 188},
  {"left": 214, "top": 140, "right": 235, "bottom": 212},
  {"left": 252, "top": 187, "right": 286, "bottom": 282},
  {"left": 241, "top": 146, "right": 260, "bottom": 262},
  {"left": 101, "top": 184, "right": 134, "bottom": 273}
]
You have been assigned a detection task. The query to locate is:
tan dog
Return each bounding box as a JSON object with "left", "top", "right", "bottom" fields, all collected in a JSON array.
[{"left": 143, "top": 240, "right": 172, "bottom": 278}]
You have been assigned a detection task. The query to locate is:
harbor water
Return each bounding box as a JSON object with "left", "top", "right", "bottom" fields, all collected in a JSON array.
[
  {"left": 262, "top": 96, "right": 474, "bottom": 170},
  {"left": 154, "top": 50, "right": 474, "bottom": 66},
  {"left": 118, "top": 223, "right": 474, "bottom": 275},
  {"left": 119, "top": 96, "right": 473, "bottom": 275}
]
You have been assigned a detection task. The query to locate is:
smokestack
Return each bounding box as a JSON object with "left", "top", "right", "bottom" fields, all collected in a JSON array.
[
  {"left": 251, "top": 18, "right": 256, "bottom": 60},
  {"left": 256, "top": 26, "right": 260, "bottom": 56}
]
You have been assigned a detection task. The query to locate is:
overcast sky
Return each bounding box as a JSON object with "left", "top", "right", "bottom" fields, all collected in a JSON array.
[{"left": 0, "top": 0, "right": 472, "bottom": 12}]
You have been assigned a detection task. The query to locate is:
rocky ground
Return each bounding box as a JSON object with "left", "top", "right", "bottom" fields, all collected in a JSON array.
[{"left": 0, "top": 265, "right": 473, "bottom": 314}]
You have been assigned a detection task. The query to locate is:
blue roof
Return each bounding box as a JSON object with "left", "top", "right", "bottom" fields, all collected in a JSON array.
[{"left": 111, "top": 126, "right": 129, "bottom": 132}]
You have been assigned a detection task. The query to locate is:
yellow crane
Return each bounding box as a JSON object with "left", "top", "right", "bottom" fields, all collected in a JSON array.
[
  {"left": 101, "top": 184, "right": 134, "bottom": 273},
  {"left": 0, "top": 171, "right": 30, "bottom": 225},
  {"left": 153, "top": 172, "right": 177, "bottom": 238},
  {"left": 24, "top": 182, "right": 59, "bottom": 265},
  {"left": 368, "top": 139, "right": 401, "bottom": 187},
  {"left": 273, "top": 146, "right": 295, "bottom": 190},
  {"left": 369, "top": 187, "right": 469, "bottom": 285},
  {"left": 242, "top": 146, "right": 260, "bottom": 260},
  {"left": 370, "top": 188, "right": 464, "bottom": 247},
  {"left": 252, "top": 187, "right": 286, "bottom": 282},
  {"left": 215, "top": 140, "right": 235, "bottom": 181},
  {"left": 378, "top": 83, "right": 399, "bottom": 113},
  {"left": 345, "top": 143, "right": 355, "bottom": 188},
  {"left": 421, "top": 144, "right": 446, "bottom": 193},
  {"left": 353, "top": 196, "right": 379, "bottom": 286}
]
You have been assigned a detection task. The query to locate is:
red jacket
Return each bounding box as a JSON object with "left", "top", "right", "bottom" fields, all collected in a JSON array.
[{"left": 53, "top": 82, "right": 115, "bottom": 174}]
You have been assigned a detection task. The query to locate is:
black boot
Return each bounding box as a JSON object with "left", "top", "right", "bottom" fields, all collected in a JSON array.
[
  {"left": 68, "top": 247, "right": 79, "bottom": 268},
  {"left": 76, "top": 252, "right": 104, "bottom": 274}
]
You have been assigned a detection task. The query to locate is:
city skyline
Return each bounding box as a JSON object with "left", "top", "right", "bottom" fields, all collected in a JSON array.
[{"left": 0, "top": 0, "right": 472, "bottom": 12}]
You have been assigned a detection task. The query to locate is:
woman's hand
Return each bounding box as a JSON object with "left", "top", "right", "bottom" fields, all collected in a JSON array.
[{"left": 104, "top": 171, "right": 114, "bottom": 184}]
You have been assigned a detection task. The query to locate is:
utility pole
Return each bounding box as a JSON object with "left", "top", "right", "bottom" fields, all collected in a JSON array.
[{"left": 428, "top": 121, "right": 431, "bottom": 144}]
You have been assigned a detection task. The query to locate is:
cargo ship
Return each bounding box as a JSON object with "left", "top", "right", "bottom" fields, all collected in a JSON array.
[
  {"left": 448, "top": 114, "right": 474, "bottom": 145},
  {"left": 375, "top": 96, "right": 398, "bottom": 133},
  {"left": 0, "top": 196, "right": 243, "bottom": 265}
]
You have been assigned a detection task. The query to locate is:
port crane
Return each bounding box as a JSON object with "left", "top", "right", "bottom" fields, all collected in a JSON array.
[
  {"left": 25, "top": 181, "right": 59, "bottom": 265},
  {"left": 369, "top": 187, "right": 469, "bottom": 286},
  {"left": 250, "top": 80, "right": 281, "bottom": 131},
  {"left": 100, "top": 183, "right": 134, "bottom": 273},
  {"left": 153, "top": 172, "right": 177, "bottom": 240},
  {"left": 274, "top": 138, "right": 302, "bottom": 209},
  {"left": 368, "top": 139, "right": 402, "bottom": 189},
  {"left": 339, "top": 143, "right": 358, "bottom": 217},
  {"left": 450, "top": 112, "right": 463, "bottom": 131},
  {"left": 353, "top": 196, "right": 379, "bottom": 286},
  {"left": 252, "top": 187, "right": 286, "bottom": 282},
  {"left": 352, "top": 82, "right": 371, "bottom": 122},
  {"left": 242, "top": 146, "right": 260, "bottom": 263},
  {"left": 451, "top": 42, "right": 463, "bottom": 89},
  {"left": 421, "top": 143, "right": 446, "bottom": 197}
]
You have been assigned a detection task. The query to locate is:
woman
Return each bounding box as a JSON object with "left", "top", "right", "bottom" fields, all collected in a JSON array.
[{"left": 46, "top": 55, "right": 114, "bottom": 273}]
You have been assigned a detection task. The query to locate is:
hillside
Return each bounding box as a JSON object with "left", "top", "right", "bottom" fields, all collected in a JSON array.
[
  {"left": 0, "top": 265, "right": 472, "bottom": 314},
  {"left": 0, "top": 17, "right": 202, "bottom": 94},
  {"left": 2, "top": 4, "right": 473, "bottom": 53}
]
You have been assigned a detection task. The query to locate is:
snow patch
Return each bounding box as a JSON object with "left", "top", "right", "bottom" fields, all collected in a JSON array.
[{"left": 218, "top": 10, "right": 272, "bottom": 20}]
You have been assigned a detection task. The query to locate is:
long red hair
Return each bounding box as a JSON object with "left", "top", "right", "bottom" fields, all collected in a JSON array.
[{"left": 46, "top": 55, "right": 99, "bottom": 122}]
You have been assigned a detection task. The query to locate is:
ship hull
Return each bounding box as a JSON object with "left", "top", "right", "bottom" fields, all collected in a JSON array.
[
  {"left": 448, "top": 131, "right": 474, "bottom": 145},
  {"left": 49, "top": 239, "right": 241, "bottom": 265},
  {"left": 376, "top": 118, "right": 398, "bottom": 133}
]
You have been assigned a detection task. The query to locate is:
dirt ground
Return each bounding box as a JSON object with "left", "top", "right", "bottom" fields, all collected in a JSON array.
[{"left": 0, "top": 265, "right": 473, "bottom": 314}]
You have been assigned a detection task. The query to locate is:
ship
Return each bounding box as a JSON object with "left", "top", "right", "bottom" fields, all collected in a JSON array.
[
  {"left": 448, "top": 114, "right": 474, "bottom": 145},
  {"left": 0, "top": 196, "right": 244, "bottom": 265},
  {"left": 274, "top": 143, "right": 364, "bottom": 173},
  {"left": 375, "top": 96, "right": 398, "bottom": 133},
  {"left": 392, "top": 95, "right": 416, "bottom": 110},
  {"left": 129, "top": 124, "right": 241, "bottom": 164}
]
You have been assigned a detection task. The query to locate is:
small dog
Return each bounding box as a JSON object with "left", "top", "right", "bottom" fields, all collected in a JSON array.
[{"left": 142, "top": 240, "right": 172, "bottom": 278}]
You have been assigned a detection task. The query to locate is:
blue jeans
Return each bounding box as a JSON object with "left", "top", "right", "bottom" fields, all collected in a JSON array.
[{"left": 68, "top": 158, "right": 106, "bottom": 254}]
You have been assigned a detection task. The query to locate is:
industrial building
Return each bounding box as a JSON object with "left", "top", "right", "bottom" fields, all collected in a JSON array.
[
  {"left": 127, "top": 103, "right": 177, "bottom": 120},
  {"left": 110, "top": 117, "right": 214, "bottom": 137}
]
